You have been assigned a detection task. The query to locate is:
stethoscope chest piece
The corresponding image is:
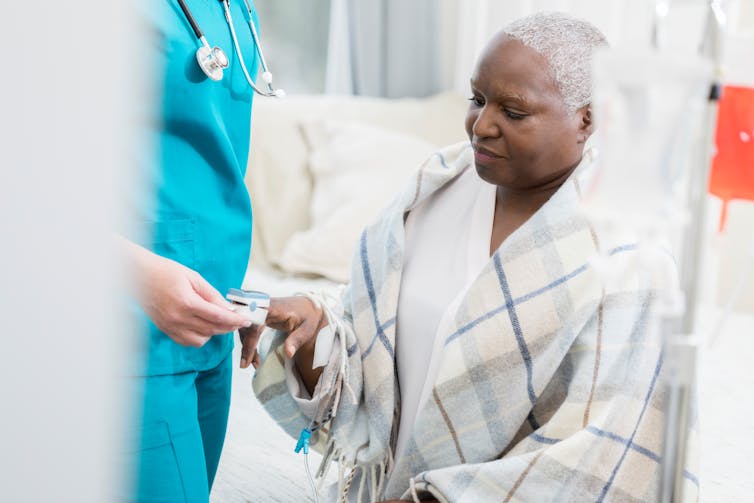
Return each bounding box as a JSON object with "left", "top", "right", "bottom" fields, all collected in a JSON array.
[
  {"left": 177, "top": 0, "right": 284, "bottom": 97},
  {"left": 196, "top": 45, "right": 229, "bottom": 82}
]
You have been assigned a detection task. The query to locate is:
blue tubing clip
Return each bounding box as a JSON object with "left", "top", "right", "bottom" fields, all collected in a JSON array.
[{"left": 295, "top": 428, "right": 312, "bottom": 455}]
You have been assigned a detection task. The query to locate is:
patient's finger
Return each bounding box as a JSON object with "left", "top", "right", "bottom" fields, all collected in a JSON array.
[
  {"left": 264, "top": 296, "right": 320, "bottom": 333},
  {"left": 284, "top": 317, "right": 320, "bottom": 359},
  {"left": 240, "top": 324, "right": 265, "bottom": 368},
  {"left": 262, "top": 297, "right": 298, "bottom": 330}
]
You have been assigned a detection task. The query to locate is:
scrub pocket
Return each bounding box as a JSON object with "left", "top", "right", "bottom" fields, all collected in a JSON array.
[
  {"left": 149, "top": 217, "right": 196, "bottom": 268},
  {"left": 136, "top": 421, "right": 188, "bottom": 503}
]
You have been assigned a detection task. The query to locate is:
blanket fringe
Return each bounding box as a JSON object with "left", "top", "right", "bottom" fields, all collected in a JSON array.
[
  {"left": 409, "top": 477, "right": 421, "bottom": 503},
  {"left": 340, "top": 459, "right": 356, "bottom": 503},
  {"left": 313, "top": 440, "right": 393, "bottom": 502},
  {"left": 356, "top": 465, "right": 368, "bottom": 503},
  {"left": 316, "top": 438, "right": 338, "bottom": 481},
  {"left": 301, "top": 289, "right": 394, "bottom": 502}
]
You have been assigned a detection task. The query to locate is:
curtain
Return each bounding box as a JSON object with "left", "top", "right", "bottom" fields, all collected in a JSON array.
[{"left": 325, "top": 0, "right": 442, "bottom": 97}]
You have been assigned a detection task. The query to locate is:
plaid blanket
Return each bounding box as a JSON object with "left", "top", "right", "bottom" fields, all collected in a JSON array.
[{"left": 252, "top": 142, "right": 699, "bottom": 502}]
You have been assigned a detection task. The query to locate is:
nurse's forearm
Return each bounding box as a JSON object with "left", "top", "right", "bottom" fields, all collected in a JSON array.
[{"left": 116, "top": 234, "right": 147, "bottom": 271}]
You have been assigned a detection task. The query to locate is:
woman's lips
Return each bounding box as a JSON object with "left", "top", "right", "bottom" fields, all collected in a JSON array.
[{"left": 473, "top": 148, "right": 503, "bottom": 164}]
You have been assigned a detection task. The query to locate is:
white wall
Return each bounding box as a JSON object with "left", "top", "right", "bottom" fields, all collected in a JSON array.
[
  {"left": 0, "top": 2, "right": 133, "bottom": 500},
  {"left": 445, "top": 0, "right": 718, "bottom": 95}
]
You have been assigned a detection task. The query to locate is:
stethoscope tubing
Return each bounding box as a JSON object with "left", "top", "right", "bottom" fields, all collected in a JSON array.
[
  {"left": 240, "top": 0, "right": 271, "bottom": 76},
  {"left": 220, "top": 0, "right": 276, "bottom": 97}
]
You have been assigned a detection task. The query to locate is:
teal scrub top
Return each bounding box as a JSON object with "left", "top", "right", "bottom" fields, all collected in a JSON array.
[{"left": 130, "top": 0, "right": 259, "bottom": 376}]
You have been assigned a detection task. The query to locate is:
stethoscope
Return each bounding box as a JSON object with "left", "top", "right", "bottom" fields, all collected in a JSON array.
[{"left": 176, "top": 0, "right": 285, "bottom": 98}]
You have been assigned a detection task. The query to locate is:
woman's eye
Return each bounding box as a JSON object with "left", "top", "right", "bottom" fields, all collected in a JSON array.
[
  {"left": 504, "top": 109, "right": 526, "bottom": 120},
  {"left": 468, "top": 96, "right": 484, "bottom": 107}
]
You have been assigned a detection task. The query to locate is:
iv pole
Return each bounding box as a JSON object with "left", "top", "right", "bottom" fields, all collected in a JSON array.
[{"left": 658, "top": 1, "right": 725, "bottom": 501}]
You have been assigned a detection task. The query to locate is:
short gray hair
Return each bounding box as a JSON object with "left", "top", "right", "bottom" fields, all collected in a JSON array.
[{"left": 502, "top": 12, "right": 608, "bottom": 111}]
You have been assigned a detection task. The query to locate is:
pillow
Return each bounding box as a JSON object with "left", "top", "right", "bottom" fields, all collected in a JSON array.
[
  {"left": 273, "top": 119, "right": 438, "bottom": 282},
  {"left": 244, "top": 92, "right": 468, "bottom": 269}
]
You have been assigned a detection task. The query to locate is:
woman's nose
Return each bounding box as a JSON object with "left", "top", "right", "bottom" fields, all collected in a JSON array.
[{"left": 472, "top": 107, "right": 500, "bottom": 139}]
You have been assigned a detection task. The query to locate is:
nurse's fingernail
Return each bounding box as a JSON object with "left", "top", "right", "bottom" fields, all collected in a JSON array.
[{"left": 240, "top": 358, "right": 247, "bottom": 367}]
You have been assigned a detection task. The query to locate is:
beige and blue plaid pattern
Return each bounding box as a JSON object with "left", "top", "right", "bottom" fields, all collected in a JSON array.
[{"left": 253, "top": 142, "right": 699, "bottom": 502}]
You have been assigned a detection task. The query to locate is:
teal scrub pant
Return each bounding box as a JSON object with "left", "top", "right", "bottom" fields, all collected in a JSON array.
[{"left": 128, "top": 353, "right": 232, "bottom": 503}]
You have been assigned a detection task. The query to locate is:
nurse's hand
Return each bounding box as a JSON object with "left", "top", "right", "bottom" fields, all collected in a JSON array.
[
  {"left": 239, "top": 296, "right": 326, "bottom": 393},
  {"left": 128, "top": 242, "right": 252, "bottom": 347}
]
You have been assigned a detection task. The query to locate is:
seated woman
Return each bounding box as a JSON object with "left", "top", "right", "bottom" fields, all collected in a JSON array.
[{"left": 242, "top": 12, "right": 697, "bottom": 503}]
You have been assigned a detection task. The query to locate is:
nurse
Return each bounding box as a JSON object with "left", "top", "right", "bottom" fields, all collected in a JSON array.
[{"left": 121, "top": 0, "right": 272, "bottom": 500}]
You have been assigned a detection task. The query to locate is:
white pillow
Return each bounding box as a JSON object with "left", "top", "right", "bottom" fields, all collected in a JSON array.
[
  {"left": 274, "top": 119, "right": 438, "bottom": 282},
  {"left": 245, "top": 92, "right": 468, "bottom": 269}
]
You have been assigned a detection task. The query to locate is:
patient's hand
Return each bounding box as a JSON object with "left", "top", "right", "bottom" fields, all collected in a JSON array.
[{"left": 239, "top": 296, "right": 327, "bottom": 394}]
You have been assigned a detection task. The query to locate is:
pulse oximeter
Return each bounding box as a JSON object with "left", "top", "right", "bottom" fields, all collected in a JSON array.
[{"left": 226, "top": 288, "right": 270, "bottom": 325}]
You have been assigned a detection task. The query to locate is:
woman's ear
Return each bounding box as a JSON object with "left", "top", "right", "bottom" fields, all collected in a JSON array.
[{"left": 577, "top": 104, "right": 594, "bottom": 143}]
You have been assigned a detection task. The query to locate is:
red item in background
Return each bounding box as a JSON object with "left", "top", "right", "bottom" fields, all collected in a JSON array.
[{"left": 709, "top": 85, "right": 754, "bottom": 231}]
